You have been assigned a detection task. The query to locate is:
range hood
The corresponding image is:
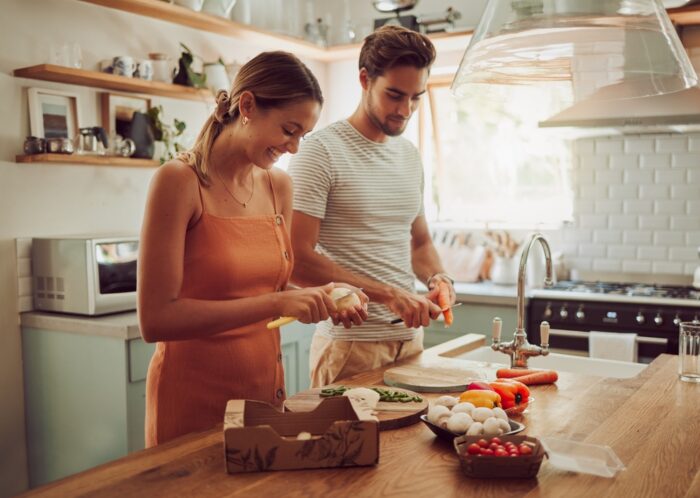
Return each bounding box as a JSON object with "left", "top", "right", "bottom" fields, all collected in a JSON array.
[{"left": 539, "top": 85, "right": 700, "bottom": 136}]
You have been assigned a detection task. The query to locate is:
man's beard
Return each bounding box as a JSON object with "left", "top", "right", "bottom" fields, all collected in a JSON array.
[{"left": 366, "top": 94, "right": 407, "bottom": 137}]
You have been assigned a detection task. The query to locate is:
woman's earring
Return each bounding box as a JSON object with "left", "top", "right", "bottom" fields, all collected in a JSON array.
[{"left": 242, "top": 116, "right": 249, "bottom": 125}]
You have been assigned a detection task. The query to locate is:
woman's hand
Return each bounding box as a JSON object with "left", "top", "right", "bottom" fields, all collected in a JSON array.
[
  {"left": 329, "top": 283, "right": 369, "bottom": 329},
  {"left": 276, "top": 283, "right": 337, "bottom": 324}
]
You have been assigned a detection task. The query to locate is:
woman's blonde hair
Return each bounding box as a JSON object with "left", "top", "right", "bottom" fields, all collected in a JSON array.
[{"left": 179, "top": 51, "right": 323, "bottom": 184}]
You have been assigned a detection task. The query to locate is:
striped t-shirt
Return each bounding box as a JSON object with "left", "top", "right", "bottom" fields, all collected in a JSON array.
[{"left": 288, "top": 120, "right": 424, "bottom": 341}]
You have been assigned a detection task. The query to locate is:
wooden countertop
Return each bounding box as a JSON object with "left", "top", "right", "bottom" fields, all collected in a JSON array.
[{"left": 22, "top": 334, "right": 700, "bottom": 497}]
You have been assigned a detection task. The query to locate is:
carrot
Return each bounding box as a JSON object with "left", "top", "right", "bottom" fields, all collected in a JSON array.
[
  {"left": 510, "top": 370, "right": 559, "bottom": 386},
  {"left": 496, "top": 368, "right": 542, "bottom": 379},
  {"left": 437, "top": 281, "right": 453, "bottom": 327}
]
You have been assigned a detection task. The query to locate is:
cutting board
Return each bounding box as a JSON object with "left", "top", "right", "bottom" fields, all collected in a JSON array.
[
  {"left": 383, "top": 364, "right": 486, "bottom": 393},
  {"left": 284, "top": 386, "right": 427, "bottom": 431}
]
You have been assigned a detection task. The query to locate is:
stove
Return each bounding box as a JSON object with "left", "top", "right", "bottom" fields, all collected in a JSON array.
[{"left": 528, "top": 280, "right": 700, "bottom": 363}]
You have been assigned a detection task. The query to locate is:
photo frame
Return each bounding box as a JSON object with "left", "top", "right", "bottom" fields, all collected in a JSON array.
[
  {"left": 28, "top": 87, "right": 81, "bottom": 139},
  {"left": 100, "top": 92, "right": 151, "bottom": 137}
]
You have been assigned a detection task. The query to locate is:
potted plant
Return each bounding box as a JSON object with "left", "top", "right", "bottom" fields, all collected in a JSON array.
[{"left": 147, "top": 105, "right": 186, "bottom": 163}]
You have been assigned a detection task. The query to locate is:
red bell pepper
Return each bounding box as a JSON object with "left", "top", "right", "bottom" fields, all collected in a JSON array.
[
  {"left": 488, "top": 379, "right": 530, "bottom": 410},
  {"left": 467, "top": 381, "right": 495, "bottom": 391}
]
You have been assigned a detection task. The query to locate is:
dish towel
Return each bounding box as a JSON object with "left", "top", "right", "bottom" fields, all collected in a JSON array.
[{"left": 589, "top": 331, "right": 638, "bottom": 363}]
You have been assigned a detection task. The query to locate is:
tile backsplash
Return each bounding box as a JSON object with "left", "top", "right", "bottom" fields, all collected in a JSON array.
[{"left": 558, "top": 133, "right": 700, "bottom": 276}]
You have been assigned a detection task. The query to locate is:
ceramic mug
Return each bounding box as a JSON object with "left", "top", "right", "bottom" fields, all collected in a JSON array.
[
  {"left": 202, "top": 0, "right": 237, "bottom": 18},
  {"left": 112, "top": 56, "right": 136, "bottom": 77},
  {"left": 136, "top": 60, "right": 153, "bottom": 80},
  {"left": 149, "top": 55, "right": 175, "bottom": 83},
  {"left": 173, "top": 0, "right": 204, "bottom": 11}
]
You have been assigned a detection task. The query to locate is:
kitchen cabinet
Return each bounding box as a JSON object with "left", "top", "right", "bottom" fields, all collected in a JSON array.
[{"left": 423, "top": 302, "right": 518, "bottom": 349}]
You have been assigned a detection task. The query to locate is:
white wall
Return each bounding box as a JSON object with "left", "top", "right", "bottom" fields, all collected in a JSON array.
[{"left": 0, "top": 1, "right": 328, "bottom": 495}]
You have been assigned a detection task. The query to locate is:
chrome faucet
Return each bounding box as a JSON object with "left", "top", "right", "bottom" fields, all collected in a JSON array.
[{"left": 491, "top": 233, "right": 554, "bottom": 369}]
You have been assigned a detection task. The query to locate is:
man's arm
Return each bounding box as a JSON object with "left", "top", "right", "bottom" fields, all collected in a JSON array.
[
  {"left": 410, "top": 215, "right": 456, "bottom": 304},
  {"left": 291, "top": 210, "right": 442, "bottom": 328}
]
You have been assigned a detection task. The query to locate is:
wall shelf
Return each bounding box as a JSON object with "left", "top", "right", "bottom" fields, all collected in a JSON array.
[
  {"left": 16, "top": 153, "right": 159, "bottom": 168},
  {"left": 13, "top": 64, "right": 212, "bottom": 102},
  {"left": 668, "top": 5, "right": 700, "bottom": 26}
]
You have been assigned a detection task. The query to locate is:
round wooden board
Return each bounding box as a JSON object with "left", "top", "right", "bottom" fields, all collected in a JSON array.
[
  {"left": 383, "top": 364, "right": 486, "bottom": 393},
  {"left": 284, "top": 386, "right": 428, "bottom": 431}
]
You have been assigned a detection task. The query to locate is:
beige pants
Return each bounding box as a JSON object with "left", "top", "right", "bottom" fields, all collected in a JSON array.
[{"left": 308, "top": 329, "right": 424, "bottom": 387}]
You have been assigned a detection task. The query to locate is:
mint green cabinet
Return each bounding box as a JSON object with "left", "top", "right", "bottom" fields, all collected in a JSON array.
[
  {"left": 423, "top": 302, "right": 519, "bottom": 349},
  {"left": 280, "top": 322, "right": 315, "bottom": 395}
]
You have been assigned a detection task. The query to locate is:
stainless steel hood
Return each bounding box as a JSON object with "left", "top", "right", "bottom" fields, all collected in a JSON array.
[{"left": 539, "top": 86, "right": 700, "bottom": 136}]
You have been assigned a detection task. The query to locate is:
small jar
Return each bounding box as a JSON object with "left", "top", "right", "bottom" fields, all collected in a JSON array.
[{"left": 23, "top": 136, "right": 45, "bottom": 155}]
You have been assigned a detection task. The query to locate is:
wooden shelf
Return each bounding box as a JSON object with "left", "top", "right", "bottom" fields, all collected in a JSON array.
[
  {"left": 16, "top": 153, "right": 159, "bottom": 168},
  {"left": 13, "top": 64, "right": 212, "bottom": 102},
  {"left": 668, "top": 5, "right": 700, "bottom": 26}
]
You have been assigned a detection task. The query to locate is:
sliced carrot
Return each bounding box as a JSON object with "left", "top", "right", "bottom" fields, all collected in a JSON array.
[
  {"left": 437, "top": 281, "right": 453, "bottom": 327},
  {"left": 496, "top": 368, "right": 542, "bottom": 379},
  {"left": 510, "top": 370, "right": 559, "bottom": 386}
]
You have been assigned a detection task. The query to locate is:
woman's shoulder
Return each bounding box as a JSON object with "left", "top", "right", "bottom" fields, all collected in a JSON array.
[
  {"left": 150, "top": 159, "right": 201, "bottom": 191},
  {"left": 267, "top": 167, "right": 292, "bottom": 193}
]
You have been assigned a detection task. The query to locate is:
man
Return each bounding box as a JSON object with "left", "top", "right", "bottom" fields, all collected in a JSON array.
[{"left": 288, "top": 25, "right": 456, "bottom": 387}]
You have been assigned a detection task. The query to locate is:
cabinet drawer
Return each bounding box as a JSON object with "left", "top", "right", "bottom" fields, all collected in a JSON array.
[{"left": 128, "top": 339, "right": 156, "bottom": 383}]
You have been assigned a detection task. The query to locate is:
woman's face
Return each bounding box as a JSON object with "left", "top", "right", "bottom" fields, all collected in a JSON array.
[{"left": 245, "top": 98, "right": 321, "bottom": 168}]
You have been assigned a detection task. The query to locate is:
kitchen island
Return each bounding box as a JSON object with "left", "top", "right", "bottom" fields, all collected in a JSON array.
[{"left": 22, "top": 334, "right": 700, "bottom": 497}]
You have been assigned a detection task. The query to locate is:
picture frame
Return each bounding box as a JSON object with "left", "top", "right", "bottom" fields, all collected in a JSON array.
[
  {"left": 28, "top": 87, "right": 81, "bottom": 139},
  {"left": 100, "top": 92, "right": 151, "bottom": 137}
]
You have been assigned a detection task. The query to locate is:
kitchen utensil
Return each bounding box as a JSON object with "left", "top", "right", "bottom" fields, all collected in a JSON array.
[
  {"left": 76, "top": 127, "right": 108, "bottom": 155},
  {"left": 454, "top": 435, "right": 544, "bottom": 478},
  {"left": 285, "top": 385, "right": 427, "bottom": 430},
  {"left": 383, "top": 363, "right": 486, "bottom": 393},
  {"left": 390, "top": 302, "right": 463, "bottom": 324},
  {"left": 421, "top": 415, "right": 525, "bottom": 442},
  {"left": 266, "top": 288, "right": 356, "bottom": 330},
  {"left": 679, "top": 321, "right": 700, "bottom": 382},
  {"left": 23, "top": 136, "right": 45, "bottom": 155},
  {"left": 45, "top": 137, "right": 74, "bottom": 154}
]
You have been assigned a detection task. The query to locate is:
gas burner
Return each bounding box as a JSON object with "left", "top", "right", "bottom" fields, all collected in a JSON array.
[{"left": 548, "top": 281, "right": 700, "bottom": 301}]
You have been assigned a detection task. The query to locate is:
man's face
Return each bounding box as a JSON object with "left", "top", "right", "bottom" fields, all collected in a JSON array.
[{"left": 363, "top": 65, "right": 429, "bottom": 137}]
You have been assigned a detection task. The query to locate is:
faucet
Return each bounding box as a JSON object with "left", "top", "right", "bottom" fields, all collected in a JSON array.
[{"left": 491, "top": 233, "right": 554, "bottom": 369}]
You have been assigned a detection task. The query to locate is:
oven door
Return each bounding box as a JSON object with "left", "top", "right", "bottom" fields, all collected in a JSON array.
[{"left": 547, "top": 328, "right": 669, "bottom": 363}]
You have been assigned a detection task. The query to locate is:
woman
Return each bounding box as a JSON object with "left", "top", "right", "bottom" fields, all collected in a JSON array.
[{"left": 138, "top": 51, "right": 368, "bottom": 447}]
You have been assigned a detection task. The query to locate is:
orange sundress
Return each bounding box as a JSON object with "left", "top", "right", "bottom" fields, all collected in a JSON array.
[{"left": 144, "top": 170, "right": 292, "bottom": 447}]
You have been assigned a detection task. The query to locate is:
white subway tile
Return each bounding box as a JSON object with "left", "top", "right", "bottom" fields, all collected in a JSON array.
[
  {"left": 639, "top": 185, "right": 669, "bottom": 200},
  {"left": 671, "top": 154, "right": 699, "bottom": 169},
  {"left": 638, "top": 215, "right": 670, "bottom": 230},
  {"left": 18, "top": 258, "right": 31, "bottom": 278},
  {"left": 574, "top": 199, "right": 595, "bottom": 215},
  {"left": 574, "top": 168, "right": 595, "bottom": 185},
  {"left": 580, "top": 155, "right": 608, "bottom": 169},
  {"left": 579, "top": 243, "right": 607, "bottom": 258},
  {"left": 608, "top": 184, "right": 638, "bottom": 199},
  {"left": 638, "top": 245, "right": 667, "bottom": 260},
  {"left": 623, "top": 200, "right": 654, "bottom": 215},
  {"left": 688, "top": 170, "right": 700, "bottom": 183},
  {"left": 686, "top": 232, "right": 700, "bottom": 246},
  {"left": 653, "top": 230, "right": 686, "bottom": 246},
  {"left": 563, "top": 229, "right": 593, "bottom": 243},
  {"left": 655, "top": 169, "right": 686, "bottom": 184},
  {"left": 623, "top": 230, "right": 653, "bottom": 244},
  {"left": 688, "top": 136, "right": 700, "bottom": 152},
  {"left": 15, "top": 238, "right": 32, "bottom": 259},
  {"left": 568, "top": 257, "right": 593, "bottom": 271},
  {"left": 580, "top": 184, "right": 609, "bottom": 200},
  {"left": 609, "top": 215, "right": 638, "bottom": 229},
  {"left": 595, "top": 139, "right": 623, "bottom": 154},
  {"left": 18, "top": 277, "right": 32, "bottom": 297},
  {"left": 574, "top": 139, "right": 595, "bottom": 155},
  {"left": 624, "top": 169, "right": 654, "bottom": 183},
  {"left": 652, "top": 261, "right": 684, "bottom": 274},
  {"left": 592, "top": 259, "right": 622, "bottom": 272},
  {"left": 593, "top": 230, "right": 622, "bottom": 244},
  {"left": 687, "top": 201, "right": 700, "bottom": 216},
  {"left": 624, "top": 138, "right": 655, "bottom": 154},
  {"left": 622, "top": 260, "right": 652, "bottom": 273},
  {"left": 685, "top": 262, "right": 699, "bottom": 274},
  {"left": 653, "top": 200, "right": 686, "bottom": 215},
  {"left": 671, "top": 216, "right": 700, "bottom": 230},
  {"left": 595, "top": 170, "right": 623, "bottom": 184},
  {"left": 609, "top": 154, "right": 639, "bottom": 169},
  {"left": 670, "top": 247, "right": 700, "bottom": 261},
  {"left": 640, "top": 154, "right": 671, "bottom": 169},
  {"left": 594, "top": 200, "right": 623, "bottom": 214},
  {"left": 607, "top": 245, "right": 636, "bottom": 259},
  {"left": 671, "top": 185, "right": 700, "bottom": 199},
  {"left": 18, "top": 296, "right": 33, "bottom": 313},
  {"left": 656, "top": 137, "right": 688, "bottom": 152},
  {"left": 578, "top": 214, "right": 608, "bottom": 228}
]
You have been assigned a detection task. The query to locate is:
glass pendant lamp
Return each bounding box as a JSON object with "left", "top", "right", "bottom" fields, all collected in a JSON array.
[{"left": 452, "top": 0, "right": 697, "bottom": 103}]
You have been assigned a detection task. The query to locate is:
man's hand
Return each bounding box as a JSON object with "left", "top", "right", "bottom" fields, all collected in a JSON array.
[
  {"left": 385, "top": 288, "right": 442, "bottom": 329},
  {"left": 426, "top": 274, "right": 456, "bottom": 307}
]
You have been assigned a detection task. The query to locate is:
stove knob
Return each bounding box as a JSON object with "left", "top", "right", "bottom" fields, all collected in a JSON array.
[
  {"left": 559, "top": 307, "right": 568, "bottom": 320},
  {"left": 575, "top": 306, "right": 585, "bottom": 321},
  {"left": 636, "top": 312, "right": 645, "bottom": 325},
  {"left": 673, "top": 314, "right": 682, "bottom": 326},
  {"left": 654, "top": 313, "right": 663, "bottom": 326},
  {"left": 543, "top": 304, "right": 552, "bottom": 319}
]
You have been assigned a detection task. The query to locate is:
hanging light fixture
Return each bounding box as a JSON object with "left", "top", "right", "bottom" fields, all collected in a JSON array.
[{"left": 452, "top": 0, "right": 697, "bottom": 103}]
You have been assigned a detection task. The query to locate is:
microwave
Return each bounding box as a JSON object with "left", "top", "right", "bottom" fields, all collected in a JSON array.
[{"left": 32, "top": 236, "right": 138, "bottom": 316}]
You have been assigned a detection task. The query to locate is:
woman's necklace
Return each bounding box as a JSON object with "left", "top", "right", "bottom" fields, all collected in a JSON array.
[{"left": 215, "top": 168, "right": 255, "bottom": 208}]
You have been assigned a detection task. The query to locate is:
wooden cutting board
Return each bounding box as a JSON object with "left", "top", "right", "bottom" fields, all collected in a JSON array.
[
  {"left": 383, "top": 364, "right": 486, "bottom": 393},
  {"left": 284, "top": 386, "right": 427, "bottom": 431}
]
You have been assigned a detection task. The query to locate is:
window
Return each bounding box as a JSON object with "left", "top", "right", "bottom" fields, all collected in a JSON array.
[{"left": 420, "top": 77, "right": 574, "bottom": 228}]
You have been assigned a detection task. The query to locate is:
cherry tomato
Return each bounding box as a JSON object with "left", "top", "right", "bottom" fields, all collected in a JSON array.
[
  {"left": 490, "top": 437, "right": 503, "bottom": 445},
  {"left": 518, "top": 444, "right": 533, "bottom": 455},
  {"left": 495, "top": 449, "right": 509, "bottom": 457},
  {"left": 467, "top": 443, "right": 481, "bottom": 455},
  {"left": 489, "top": 442, "right": 501, "bottom": 451},
  {"left": 504, "top": 441, "right": 516, "bottom": 448},
  {"left": 509, "top": 449, "right": 520, "bottom": 456},
  {"left": 477, "top": 438, "right": 489, "bottom": 448},
  {"left": 480, "top": 448, "right": 495, "bottom": 456},
  {"left": 509, "top": 453, "right": 519, "bottom": 457}
]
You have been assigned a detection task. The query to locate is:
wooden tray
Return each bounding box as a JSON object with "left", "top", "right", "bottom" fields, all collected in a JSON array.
[
  {"left": 383, "top": 364, "right": 486, "bottom": 393},
  {"left": 285, "top": 385, "right": 427, "bottom": 431}
]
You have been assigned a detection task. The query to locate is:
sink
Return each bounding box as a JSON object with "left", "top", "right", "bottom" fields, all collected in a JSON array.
[{"left": 455, "top": 346, "right": 647, "bottom": 379}]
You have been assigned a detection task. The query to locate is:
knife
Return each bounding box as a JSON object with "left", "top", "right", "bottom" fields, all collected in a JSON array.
[
  {"left": 390, "top": 302, "right": 463, "bottom": 324},
  {"left": 266, "top": 288, "right": 357, "bottom": 330}
]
